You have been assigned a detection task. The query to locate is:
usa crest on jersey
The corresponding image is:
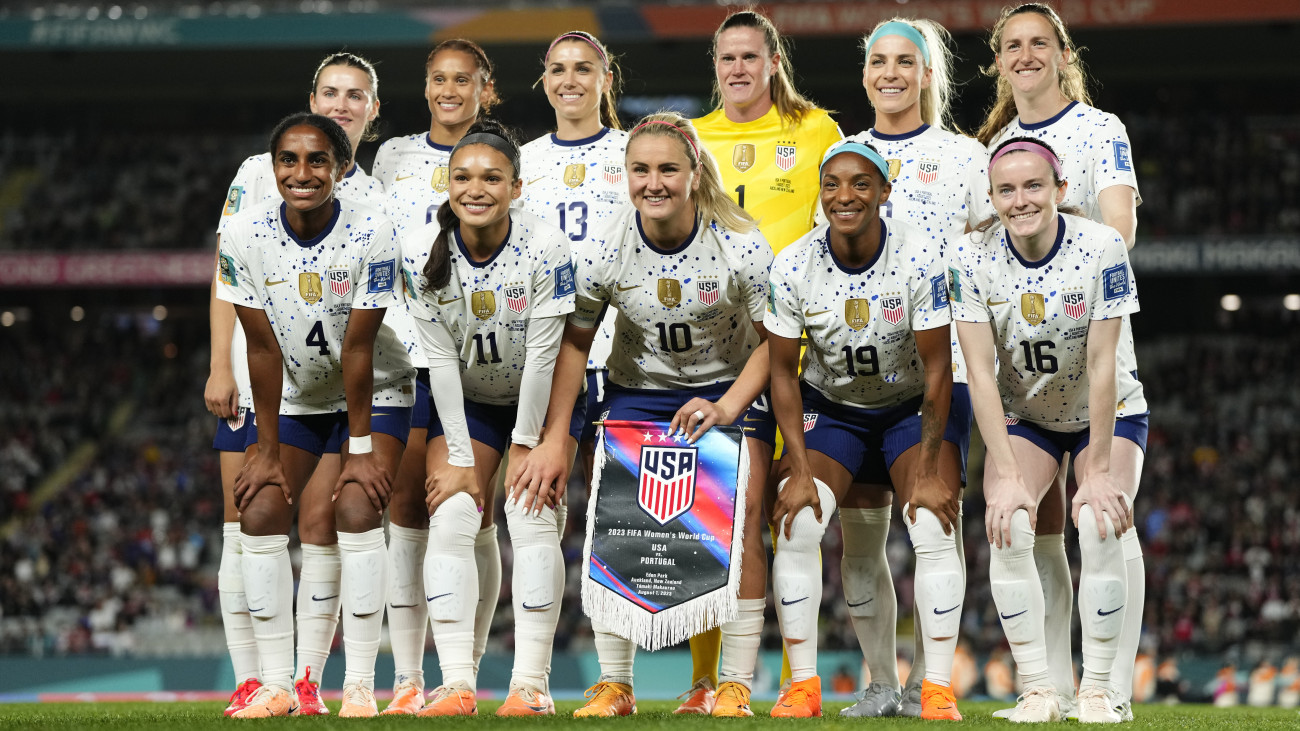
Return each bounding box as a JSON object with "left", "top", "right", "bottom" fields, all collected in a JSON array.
[
  {"left": 1062, "top": 291, "right": 1087, "bottom": 320},
  {"left": 1021, "top": 293, "right": 1045, "bottom": 326},
  {"left": 775, "top": 144, "right": 796, "bottom": 172},
  {"left": 602, "top": 164, "right": 624, "bottom": 185},
  {"left": 697, "top": 279, "right": 720, "bottom": 306},
  {"left": 881, "top": 295, "right": 905, "bottom": 326},
  {"left": 505, "top": 284, "right": 528, "bottom": 314},
  {"left": 917, "top": 159, "right": 940, "bottom": 184},
  {"left": 327, "top": 269, "right": 351, "bottom": 297},
  {"left": 638, "top": 445, "right": 697, "bottom": 525}
]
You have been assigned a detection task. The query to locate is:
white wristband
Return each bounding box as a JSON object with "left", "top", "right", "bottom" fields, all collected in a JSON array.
[{"left": 348, "top": 434, "right": 373, "bottom": 454}]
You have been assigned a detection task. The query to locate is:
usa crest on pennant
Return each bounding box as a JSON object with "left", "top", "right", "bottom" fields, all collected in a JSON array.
[{"left": 638, "top": 446, "right": 698, "bottom": 525}]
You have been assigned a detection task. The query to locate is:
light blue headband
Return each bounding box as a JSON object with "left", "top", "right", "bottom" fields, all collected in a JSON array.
[
  {"left": 820, "top": 142, "right": 891, "bottom": 182},
  {"left": 864, "top": 21, "right": 930, "bottom": 67}
]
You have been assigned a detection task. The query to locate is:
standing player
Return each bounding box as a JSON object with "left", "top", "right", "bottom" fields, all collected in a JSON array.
[
  {"left": 837, "top": 18, "right": 993, "bottom": 718},
  {"left": 514, "top": 112, "right": 775, "bottom": 719},
  {"left": 977, "top": 4, "right": 1142, "bottom": 719},
  {"left": 954, "top": 137, "right": 1146, "bottom": 723},
  {"left": 402, "top": 120, "right": 576, "bottom": 716},
  {"left": 766, "top": 141, "right": 961, "bottom": 720},
  {"left": 205, "top": 51, "right": 384, "bottom": 717},
  {"left": 216, "top": 113, "right": 415, "bottom": 718},
  {"left": 368, "top": 39, "right": 502, "bottom": 714}
]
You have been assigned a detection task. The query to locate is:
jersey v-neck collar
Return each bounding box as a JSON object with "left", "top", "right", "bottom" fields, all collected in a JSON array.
[
  {"left": 279, "top": 199, "right": 341, "bottom": 248},
  {"left": 1005, "top": 214, "right": 1066, "bottom": 268},
  {"left": 1018, "top": 101, "right": 1079, "bottom": 131},
  {"left": 869, "top": 124, "right": 930, "bottom": 142},
  {"left": 827, "top": 219, "right": 888, "bottom": 275},
  {"left": 550, "top": 127, "right": 611, "bottom": 147},
  {"left": 455, "top": 217, "right": 513, "bottom": 268},
  {"left": 636, "top": 211, "right": 701, "bottom": 255}
]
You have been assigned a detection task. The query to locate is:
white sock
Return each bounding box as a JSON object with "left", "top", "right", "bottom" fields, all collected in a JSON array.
[
  {"left": 905, "top": 507, "right": 963, "bottom": 690},
  {"left": 240, "top": 532, "right": 294, "bottom": 692},
  {"left": 339, "top": 528, "right": 386, "bottom": 690},
  {"left": 504, "top": 498, "right": 563, "bottom": 692},
  {"left": 840, "top": 506, "right": 899, "bottom": 688},
  {"left": 1077, "top": 506, "right": 1128, "bottom": 689},
  {"left": 1112, "top": 529, "right": 1144, "bottom": 702},
  {"left": 990, "top": 511, "right": 1049, "bottom": 688},
  {"left": 296, "top": 543, "right": 341, "bottom": 683},
  {"left": 906, "top": 505, "right": 964, "bottom": 686},
  {"left": 472, "top": 523, "right": 501, "bottom": 673},
  {"left": 427, "top": 493, "right": 482, "bottom": 691},
  {"left": 219, "top": 523, "right": 259, "bottom": 684},
  {"left": 774, "top": 477, "right": 835, "bottom": 683},
  {"left": 592, "top": 619, "right": 635, "bottom": 685},
  {"left": 719, "top": 598, "right": 765, "bottom": 688},
  {"left": 1036, "top": 533, "right": 1076, "bottom": 696},
  {"left": 386, "top": 523, "right": 429, "bottom": 689}
]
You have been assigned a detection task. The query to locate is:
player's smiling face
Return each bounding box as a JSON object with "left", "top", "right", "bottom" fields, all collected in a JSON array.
[
  {"left": 863, "top": 35, "right": 930, "bottom": 117},
  {"left": 990, "top": 151, "right": 1067, "bottom": 241},
  {"left": 425, "top": 50, "right": 490, "bottom": 131},
  {"left": 544, "top": 40, "right": 610, "bottom": 126},
  {"left": 714, "top": 27, "right": 777, "bottom": 114},
  {"left": 274, "top": 125, "right": 344, "bottom": 214},
  {"left": 819, "top": 153, "right": 890, "bottom": 239},
  {"left": 627, "top": 134, "right": 699, "bottom": 226},
  {"left": 448, "top": 144, "right": 521, "bottom": 235},
  {"left": 309, "top": 64, "right": 377, "bottom": 151},
  {"left": 996, "top": 12, "right": 1069, "bottom": 98}
]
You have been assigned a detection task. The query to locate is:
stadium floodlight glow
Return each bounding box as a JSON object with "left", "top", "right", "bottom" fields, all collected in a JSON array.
[
  {"left": 153, "top": 305, "right": 168, "bottom": 321},
  {"left": 1220, "top": 294, "right": 1242, "bottom": 312},
  {"left": 70, "top": 306, "right": 85, "bottom": 322},
  {"left": 1285, "top": 294, "right": 1300, "bottom": 312},
  {"left": 108, "top": 5, "right": 122, "bottom": 20},
  {"left": 1, "top": 311, "right": 14, "bottom": 327}
]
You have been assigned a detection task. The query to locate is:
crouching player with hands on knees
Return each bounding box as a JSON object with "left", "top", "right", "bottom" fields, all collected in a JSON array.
[
  {"left": 403, "top": 119, "right": 577, "bottom": 717},
  {"left": 766, "top": 141, "right": 964, "bottom": 720},
  {"left": 954, "top": 137, "right": 1146, "bottom": 724},
  {"left": 216, "top": 112, "right": 414, "bottom": 718}
]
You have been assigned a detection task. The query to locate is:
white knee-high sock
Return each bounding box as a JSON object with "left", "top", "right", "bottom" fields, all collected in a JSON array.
[
  {"left": 427, "top": 493, "right": 482, "bottom": 691},
  {"left": 1077, "top": 506, "right": 1128, "bottom": 689},
  {"left": 240, "top": 532, "right": 294, "bottom": 692},
  {"left": 339, "top": 529, "right": 386, "bottom": 690},
  {"left": 296, "top": 543, "right": 340, "bottom": 683},
  {"left": 472, "top": 523, "right": 501, "bottom": 673},
  {"left": 719, "top": 598, "right": 765, "bottom": 689},
  {"left": 591, "top": 619, "right": 635, "bottom": 685},
  {"left": 1036, "top": 533, "right": 1076, "bottom": 696},
  {"left": 219, "top": 523, "right": 259, "bottom": 684},
  {"left": 504, "top": 499, "right": 563, "bottom": 692},
  {"left": 906, "top": 503, "right": 965, "bottom": 690},
  {"left": 905, "top": 505, "right": 964, "bottom": 686},
  {"left": 385, "top": 523, "right": 428, "bottom": 689},
  {"left": 1111, "top": 529, "right": 1144, "bottom": 702},
  {"left": 840, "top": 506, "right": 899, "bottom": 688},
  {"left": 990, "top": 511, "right": 1049, "bottom": 689},
  {"left": 774, "top": 477, "right": 835, "bottom": 683}
]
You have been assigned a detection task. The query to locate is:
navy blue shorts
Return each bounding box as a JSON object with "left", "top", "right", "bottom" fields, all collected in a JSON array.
[
  {"left": 245, "top": 409, "right": 413, "bottom": 457},
  {"left": 579, "top": 368, "right": 610, "bottom": 445},
  {"left": 1006, "top": 413, "right": 1150, "bottom": 463},
  {"left": 601, "top": 380, "right": 776, "bottom": 446},
  {"left": 793, "top": 383, "right": 969, "bottom": 486},
  {"left": 427, "top": 392, "right": 585, "bottom": 454},
  {"left": 212, "top": 408, "right": 253, "bottom": 452},
  {"left": 411, "top": 369, "right": 432, "bottom": 430}
]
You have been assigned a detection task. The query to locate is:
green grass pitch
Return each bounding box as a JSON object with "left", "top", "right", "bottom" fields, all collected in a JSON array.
[{"left": 0, "top": 701, "right": 1296, "bottom": 730}]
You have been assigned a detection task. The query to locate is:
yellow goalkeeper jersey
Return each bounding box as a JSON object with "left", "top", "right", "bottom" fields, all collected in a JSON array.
[{"left": 694, "top": 105, "right": 842, "bottom": 253}]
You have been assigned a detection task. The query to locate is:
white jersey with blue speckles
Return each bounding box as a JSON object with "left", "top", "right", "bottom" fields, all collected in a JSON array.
[
  {"left": 371, "top": 132, "right": 454, "bottom": 235},
  {"left": 520, "top": 127, "right": 630, "bottom": 372},
  {"left": 403, "top": 208, "right": 575, "bottom": 405},
  {"left": 950, "top": 213, "right": 1145, "bottom": 429},
  {"left": 216, "top": 199, "right": 414, "bottom": 415},
  {"left": 766, "top": 219, "right": 950, "bottom": 409},
  {"left": 570, "top": 205, "right": 773, "bottom": 391}
]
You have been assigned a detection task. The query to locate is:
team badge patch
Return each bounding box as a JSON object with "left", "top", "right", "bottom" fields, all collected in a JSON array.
[
  {"left": 947, "top": 266, "right": 962, "bottom": 303},
  {"left": 917, "top": 159, "right": 940, "bottom": 184},
  {"left": 1102, "top": 263, "right": 1130, "bottom": 301},
  {"left": 471, "top": 290, "right": 496, "bottom": 320},
  {"left": 697, "top": 279, "right": 720, "bottom": 306},
  {"left": 505, "top": 284, "right": 528, "bottom": 314},
  {"left": 603, "top": 164, "right": 624, "bottom": 185},
  {"left": 931, "top": 274, "right": 949, "bottom": 310},
  {"left": 554, "top": 260, "right": 575, "bottom": 297},
  {"left": 368, "top": 260, "right": 395, "bottom": 293},
  {"left": 564, "top": 163, "right": 586, "bottom": 188},
  {"left": 1021, "top": 293, "right": 1045, "bottom": 326},
  {"left": 732, "top": 143, "right": 755, "bottom": 173},
  {"left": 1062, "top": 291, "right": 1087, "bottom": 320},
  {"left": 1113, "top": 141, "right": 1132, "bottom": 172},
  {"left": 803, "top": 413, "right": 818, "bottom": 432},
  {"left": 658, "top": 278, "right": 682, "bottom": 308},
  {"left": 223, "top": 186, "right": 244, "bottom": 216},
  {"left": 299, "top": 272, "right": 323, "bottom": 305},
  {"left": 328, "top": 269, "right": 351, "bottom": 297},
  {"left": 638, "top": 445, "right": 697, "bottom": 525},
  {"left": 217, "top": 252, "right": 238, "bottom": 287},
  {"left": 845, "top": 298, "right": 870, "bottom": 331},
  {"left": 886, "top": 158, "right": 902, "bottom": 182},
  {"left": 881, "top": 296, "right": 905, "bottom": 326},
  {"left": 775, "top": 144, "right": 796, "bottom": 172},
  {"left": 432, "top": 167, "right": 449, "bottom": 193}
]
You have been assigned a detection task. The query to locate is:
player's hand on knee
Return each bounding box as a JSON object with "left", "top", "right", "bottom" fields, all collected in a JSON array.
[
  {"left": 335, "top": 451, "right": 392, "bottom": 515},
  {"left": 1071, "top": 471, "right": 1131, "bottom": 540},
  {"left": 984, "top": 474, "right": 1036, "bottom": 549},
  {"left": 235, "top": 451, "right": 290, "bottom": 513},
  {"left": 907, "top": 472, "right": 958, "bottom": 535},
  {"left": 671, "top": 398, "right": 727, "bottom": 444},
  {"left": 506, "top": 443, "right": 549, "bottom": 515},
  {"left": 511, "top": 437, "right": 568, "bottom": 511},
  {"left": 772, "top": 471, "right": 821, "bottom": 540},
  {"left": 427, "top": 464, "right": 479, "bottom": 514}
]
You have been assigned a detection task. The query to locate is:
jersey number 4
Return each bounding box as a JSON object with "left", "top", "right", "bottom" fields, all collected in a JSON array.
[{"left": 306, "top": 321, "right": 329, "bottom": 355}]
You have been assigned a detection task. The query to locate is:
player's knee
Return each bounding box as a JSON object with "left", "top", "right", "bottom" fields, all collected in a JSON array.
[
  {"left": 238, "top": 499, "right": 289, "bottom": 537},
  {"left": 775, "top": 478, "right": 835, "bottom": 556},
  {"left": 430, "top": 492, "right": 481, "bottom": 548},
  {"left": 503, "top": 497, "right": 560, "bottom": 548},
  {"left": 1076, "top": 504, "right": 1120, "bottom": 547},
  {"left": 905, "top": 505, "right": 955, "bottom": 557},
  {"left": 996, "top": 509, "right": 1037, "bottom": 560}
]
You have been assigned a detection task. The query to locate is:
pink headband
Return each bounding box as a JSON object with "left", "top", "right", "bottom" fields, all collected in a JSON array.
[
  {"left": 631, "top": 120, "right": 700, "bottom": 162},
  {"left": 989, "top": 140, "right": 1063, "bottom": 180},
  {"left": 546, "top": 32, "right": 608, "bottom": 67}
]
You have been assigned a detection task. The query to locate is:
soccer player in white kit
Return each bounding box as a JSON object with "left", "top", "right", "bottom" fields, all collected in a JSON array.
[
  {"left": 216, "top": 113, "right": 415, "bottom": 718},
  {"left": 368, "top": 39, "right": 502, "bottom": 714},
  {"left": 204, "top": 51, "right": 385, "bottom": 717},
  {"left": 837, "top": 18, "right": 993, "bottom": 719},
  {"left": 401, "top": 120, "right": 577, "bottom": 716},
  {"left": 977, "top": 5, "right": 1143, "bottom": 719},
  {"left": 766, "top": 141, "right": 960, "bottom": 720},
  {"left": 514, "top": 112, "right": 774, "bottom": 718},
  {"left": 954, "top": 137, "right": 1147, "bottom": 723}
]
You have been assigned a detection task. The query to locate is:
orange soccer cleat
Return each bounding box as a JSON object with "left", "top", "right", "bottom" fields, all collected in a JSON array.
[
  {"left": 770, "top": 676, "right": 822, "bottom": 718},
  {"left": 573, "top": 682, "right": 637, "bottom": 717},
  {"left": 380, "top": 679, "right": 424, "bottom": 715},
  {"left": 920, "top": 679, "right": 963, "bottom": 721},
  {"left": 224, "top": 678, "right": 262, "bottom": 717},
  {"left": 711, "top": 681, "right": 753, "bottom": 717},
  {"left": 417, "top": 684, "right": 478, "bottom": 717},
  {"left": 231, "top": 685, "right": 295, "bottom": 719},
  {"left": 496, "top": 685, "right": 556, "bottom": 716}
]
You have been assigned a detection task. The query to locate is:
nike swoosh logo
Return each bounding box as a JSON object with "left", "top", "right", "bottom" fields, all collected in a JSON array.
[
  {"left": 986, "top": 298, "right": 1010, "bottom": 306},
  {"left": 264, "top": 278, "right": 288, "bottom": 286},
  {"left": 616, "top": 284, "right": 641, "bottom": 292},
  {"left": 1097, "top": 606, "right": 1124, "bottom": 616},
  {"left": 527, "top": 176, "right": 546, "bottom": 185},
  {"left": 371, "top": 412, "right": 390, "bottom": 417},
  {"left": 427, "top": 593, "right": 452, "bottom": 602},
  {"left": 247, "top": 607, "right": 265, "bottom": 613},
  {"left": 351, "top": 611, "right": 377, "bottom": 617},
  {"left": 742, "top": 415, "right": 765, "bottom": 422},
  {"left": 521, "top": 602, "right": 554, "bottom": 610},
  {"left": 780, "top": 597, "right": 808, "bottom": 606},
  {"left": 438, "top": 296, "right": 463, "bottom": 305},
  {"left": 311, "top": 594, "right": 338, "bottom": 602},
  {"left": 395, "top": 174, "right": 416, "bottom": 182},
  {"left": 389, "top": 603, "right": 419, "bottom": 609},
  {"left": 934, "top": 605, "right": 960, "bottom": 615},
  {"left": 847, "top": 598, "right": 873, "bottom": 608},
  {"left": 1000, "top": 609, "right": 1028, "bottom": 620},
  {"left": 525, "top": 704, "right": 549, "bottom": 712},
  {"left": 803, "top": 309, "right": 830, "bottom": 317}
]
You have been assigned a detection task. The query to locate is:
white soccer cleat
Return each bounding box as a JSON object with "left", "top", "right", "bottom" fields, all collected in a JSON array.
[
  {"left": 1008, "top": 686, "right": 1064, "bottom": 723},
  {"left": 1076, "top": 686, "right": 1123, "bottom": 724}
]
